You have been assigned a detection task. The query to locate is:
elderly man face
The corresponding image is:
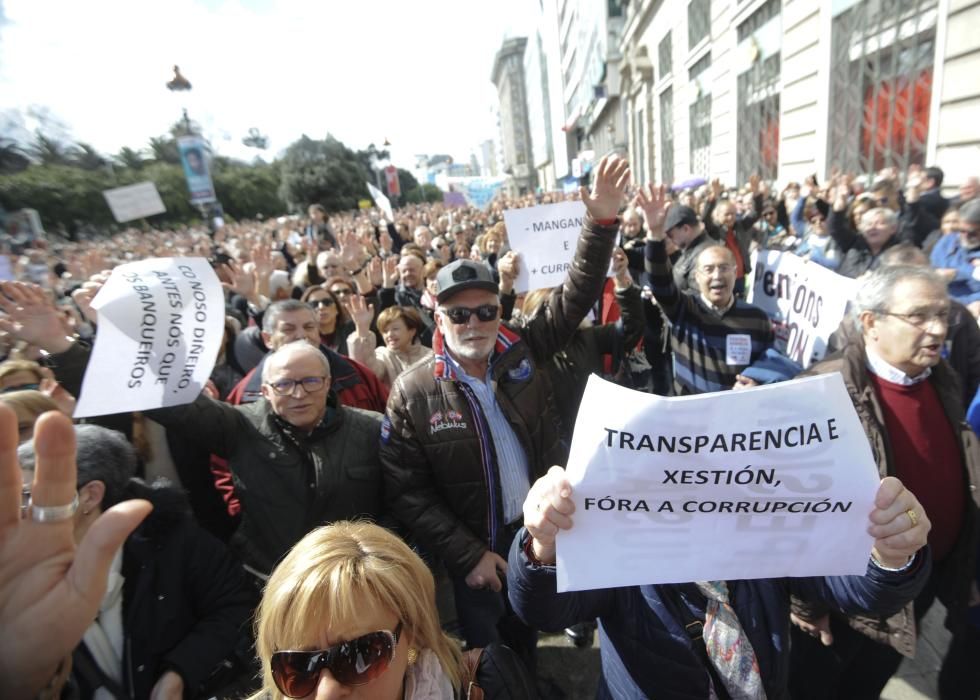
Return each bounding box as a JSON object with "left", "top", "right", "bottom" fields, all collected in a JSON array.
[
  {"left": 863, "top": 277, "right": 949, "bottom": 378},
  {"left": 262, "top": 308, "right": 319, "bottom": 350},
  {"left": 260, "top": 344, "right": 331, "bottom": 431},
  {"left": 435, "top": 288, "right": 501, "bottom": 371},
  {"left": 398, "top": 255, "right": 424, "bottom": 289},
  {"left": 621, "top": 210, "right": 643, "bottom": 239},
  {"left": 694, "top": 246, "right": 737, "bottom": 308},
  {"left": 317, "top": 252, "right": 343, "bottom": 279}
]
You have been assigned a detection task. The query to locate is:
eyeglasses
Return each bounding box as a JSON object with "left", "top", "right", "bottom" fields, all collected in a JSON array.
[
  {"left": 697, "top": 263, "right": 735, "bottom": 275},
  {"left": 266, "top": 376, "right": 327, "bottom": 396},
  {"left": 440, "top": 304, "right": 499, "bottom": 324},
  {"left": 310, "top": 298, "right": 335, "bottom": 308},
  {"left": 270, "top": 623, "right": 403, "bottom": 697},
  {"left": 874, "top": 308, "right": 951, "bottom": 328}
]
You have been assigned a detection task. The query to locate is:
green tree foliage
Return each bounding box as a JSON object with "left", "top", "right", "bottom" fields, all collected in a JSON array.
[
  {"left": 279, "top": 135, "right": 371, "bottom": 213},
  {"left": 404, "top": 182, "right": 443, "bottom": 204},
  {"left": 0, "top": 139, "right": 30, "bottom": 174},
  {"left": 115, "top": 147, "right": 146, "bottom": 170},
  {"left": 213, "top": 160, "right": 282, "bottom": 220},
  {"left": 396, "top": 168, "right": 419, "bottom": 197}
]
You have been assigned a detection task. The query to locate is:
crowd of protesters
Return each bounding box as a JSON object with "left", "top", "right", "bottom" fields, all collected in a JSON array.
[{"left": 0, "top": 157, "right": 978, "bottom": 700}]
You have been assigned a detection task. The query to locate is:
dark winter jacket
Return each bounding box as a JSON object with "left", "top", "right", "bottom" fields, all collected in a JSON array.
[
  {"left": 508, "top": 529, "right": 929, "bottom": 699},
  {"left": 71, "top": 484, "right": 254, "bottom": 699},
  {"left": 380, "top": 216, "right": 617, "bottom": 577},
  {"left": 799, "top": 340, "right": 980, "bottom": 653}
]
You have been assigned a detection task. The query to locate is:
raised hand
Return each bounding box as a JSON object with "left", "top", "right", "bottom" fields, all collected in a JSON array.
[
  {"left": 633, "top": 184, "right": 671, "bottom": 240},
  {"left": 579, "top": 155, "right": 631, "bottom": 222},
  {"left": 382, "top": 255, "right": 399, "bottom": 288},
  {"left": 345, "top": 294, "right": 375, "bottom": 333},
  {"left": 709, "top": 178, "right": 723, "bottom": 201},
  {"left": 379, "top": 228, "right": 393, "bottom": 254},
  {"left": 71, "top": 271, "right": 111, "bottom": 325},
  {"left": 0, "top": 282, "right": 72, "bottom": 354},
  {"left": 0, "top": 408, "right": 152, "bottom": 699},
  {"left": 611, "top": 247, "right": 631, "bottom": 288}
]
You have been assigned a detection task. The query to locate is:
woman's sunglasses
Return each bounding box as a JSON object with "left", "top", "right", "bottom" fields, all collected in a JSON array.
[
  {"left": 270, "top": 623, "right": 402, "bottom": 697},
  {"left": 310, "top": 298, "right": 335, "bottom": 308}
]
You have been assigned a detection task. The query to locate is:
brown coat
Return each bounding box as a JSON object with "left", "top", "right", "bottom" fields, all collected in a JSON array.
[{"left": 798, "top": 339, "right": 980, "bottom": 656}]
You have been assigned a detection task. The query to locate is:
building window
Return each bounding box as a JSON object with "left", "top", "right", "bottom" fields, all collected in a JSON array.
[
  {"left": 736, "top": 0, "right": 781, "bottom": 183},
  {"left": 689, "top": 52, "right": 712, "bottom": 178},
  {"left": 827, "top": 0, "right": 937, "bottom": 178},
  {"left": 634, "top": 105, "right": 646, "bottom": 185},
  {"left": 660, "top": 87, "right": 675, "bottom": 185},
  {"left": 658, "top": 32, "right": 673, "bottom": 79},
  {"left": 688, "top": 0, "right": 711, "bottom": 50}
]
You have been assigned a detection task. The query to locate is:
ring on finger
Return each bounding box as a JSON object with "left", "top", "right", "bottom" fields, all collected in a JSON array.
[
  {"left": 29, "top": 493, "right": 80, "bottom": 523},
  {"left": 906, "top": 509, "right": 918, "bottom": 528}
]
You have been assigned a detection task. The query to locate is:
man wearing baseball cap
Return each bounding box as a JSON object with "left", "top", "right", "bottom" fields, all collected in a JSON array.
[
  {"left": 657, "top": 204, "right": 715, "bottom": 294},
  {"left": 380, "top": 156, "right": 631, "bottom": 667}
]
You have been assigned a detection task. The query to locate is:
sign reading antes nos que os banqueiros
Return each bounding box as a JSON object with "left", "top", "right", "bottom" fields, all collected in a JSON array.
[{"left": 556, "top": 374, "right": 880, "bottom": 592}]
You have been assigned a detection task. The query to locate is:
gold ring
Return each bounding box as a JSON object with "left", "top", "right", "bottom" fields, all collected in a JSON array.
[{"left": 906, "top": 509, "right": 918, "bottom": 528}]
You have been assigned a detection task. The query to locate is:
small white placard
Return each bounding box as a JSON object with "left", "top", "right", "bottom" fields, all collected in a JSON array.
[
  {"left": 74, "top": 258, "right": 224, "bottom": 417},
  {"left": 102, "top": 182, "right": 167, "bottom": 223}
]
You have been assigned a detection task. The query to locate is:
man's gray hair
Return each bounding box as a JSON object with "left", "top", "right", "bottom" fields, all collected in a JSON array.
[
  {"left": 261, "top": 339, "right": 330, "bottom": 383},
  {"left": 18, "top": 424, "right": 137, "bottom": 510},
  {"left": 262, "top": 299, "right": 316, "bottom": 334},
  {"left": 858, "top": 207, "right": 898, "bottom": 233},
  {"left": 852, "top": 264, "right": 946, "bottom": 333}
]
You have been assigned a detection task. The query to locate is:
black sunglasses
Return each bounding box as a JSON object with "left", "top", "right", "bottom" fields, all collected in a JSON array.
[
  {"left": 311, "top": 298, "right": 335, "bottom": 308},
  {"left": 271, "top": 622, "right": 402, "bottom": 696},
  {"left": 440, "top": 304, "right": 499, "bottom": 324}
]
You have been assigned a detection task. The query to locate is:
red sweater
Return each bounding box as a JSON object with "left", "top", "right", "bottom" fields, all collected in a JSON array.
[{"left": 869, "top": 374, "right": 966, "bottom": 561}]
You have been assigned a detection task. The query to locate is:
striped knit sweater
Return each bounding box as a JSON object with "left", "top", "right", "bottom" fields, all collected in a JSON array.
[{"left": 645, "top": 239, "right": 774, "bottom": 394}]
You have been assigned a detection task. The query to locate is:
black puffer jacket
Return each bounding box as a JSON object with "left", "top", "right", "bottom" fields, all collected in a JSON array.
[
  {"left": 71, "top": 483, "right": 254, "bottom": 699},
  {"left": 380, "top": 217, "right": 616, "bottom": 577}
]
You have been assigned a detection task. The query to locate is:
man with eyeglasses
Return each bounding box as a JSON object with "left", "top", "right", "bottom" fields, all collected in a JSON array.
[
  {"left": 636, "top": 184, "right": 775, "bottom": 396},
  {"left": 145, "top": 339, "right": 385, "bottom": 581},
  {"left": 790, "top": 264, "right": 980, "bottom": 699},
  {"left": 380, "top": 156, "right": 631, "bottom": 667}
]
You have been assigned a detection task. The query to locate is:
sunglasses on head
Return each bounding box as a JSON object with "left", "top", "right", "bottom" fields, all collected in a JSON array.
[
  {"left": 440, "top": 304, "right": 499, "bottom": 324},
  {"left": 270, "top": 623, "right": 402, "bottom": 697}
]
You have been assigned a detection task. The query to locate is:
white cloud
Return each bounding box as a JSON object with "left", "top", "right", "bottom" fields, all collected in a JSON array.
[{"left": 0, "top": 0, "right": 536, "bottom": 166}]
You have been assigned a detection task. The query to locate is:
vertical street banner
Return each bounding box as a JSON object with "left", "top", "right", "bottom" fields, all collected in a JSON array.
[
  {"left": 746, "top": 250, "right": 857, "bottom": 368},
  {"left": 504, "top": 200, "right": 593, "bottom": 293},
  {"left": 384, "top": 165, "right": 401, "bottom": 197},
  {"left": 177, "top": 135, "right": 217, "bottom": 205},
  {"left": 74, "top": 258, "right": 224, "bottom": 417},
  {"left": 556, "top": 374, "right": 881, "bottom": 592}
]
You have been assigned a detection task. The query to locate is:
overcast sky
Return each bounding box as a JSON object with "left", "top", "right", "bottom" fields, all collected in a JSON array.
[{"left": 0, "top": 0, "right": 535, "bottom": 167}]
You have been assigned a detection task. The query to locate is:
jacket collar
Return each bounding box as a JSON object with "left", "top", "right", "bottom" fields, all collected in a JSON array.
[{"left": 432, "top": 324, "right": 521, "bottom": 381}]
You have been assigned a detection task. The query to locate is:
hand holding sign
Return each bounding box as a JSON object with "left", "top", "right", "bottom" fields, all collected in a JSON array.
[
  {"left": 497, "top": 251, "right": 520, "bottom": 294},
  {"left": 580, "top": 155, "right": 631, "bottom": 222},
  {"left": 523, "top": 465, "right": 576, "bottom": 566},
  {"left": 868, "top": 476, "right": 930, "bottom": 567}
]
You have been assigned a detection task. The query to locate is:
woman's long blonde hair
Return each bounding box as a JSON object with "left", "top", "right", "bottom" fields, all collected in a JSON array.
[{"left": 253, "top": 521, "right": 464, "bottom": 697}]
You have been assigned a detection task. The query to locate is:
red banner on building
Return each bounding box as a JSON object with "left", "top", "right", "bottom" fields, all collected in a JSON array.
[{"left": 384, "top": 165, "right": 400, "bottom": 197}]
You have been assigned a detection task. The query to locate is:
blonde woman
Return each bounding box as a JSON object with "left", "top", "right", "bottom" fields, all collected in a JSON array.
[{"left": 252, "top": 521, "right": 534, "bottom": 699}]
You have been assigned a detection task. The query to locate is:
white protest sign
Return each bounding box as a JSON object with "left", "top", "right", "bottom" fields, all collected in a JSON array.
[
  {"left": 366, "top": 182, "right": 394, "bottom": 222},
  {"left": 746, "top": 250, "right": 856, "bottom": 367},
  {"left": 504, "top": 201, "right": 593, "bottom": 294},
  {"left": 556, "top": 374, "right": 880, "bottom": 592},
  {"left": 74, "top": 258, "right": 224, "bottom": 418},
  {"left": 102, "top": 181, "right": 167, "bottom": 223}
]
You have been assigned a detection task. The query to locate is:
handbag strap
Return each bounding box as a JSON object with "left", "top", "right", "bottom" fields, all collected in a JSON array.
[
  {"left": 659, "top": 585, "right": 732, "bottom": 700},
  {"left": 461, "top": 648, "right": 485, "bottom": 700}
]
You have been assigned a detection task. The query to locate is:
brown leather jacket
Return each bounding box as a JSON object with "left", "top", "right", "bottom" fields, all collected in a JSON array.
[
  {"left": 797, "top": 339, "right": 980, "bottom": 656},
  {"left": 380, "top": 216, "right": 616, "bottom": 577}
]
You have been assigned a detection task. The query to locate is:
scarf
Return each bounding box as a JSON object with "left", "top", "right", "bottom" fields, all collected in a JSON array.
[{"left": 403, "top": 649, "right": 455, "bottom": 700}]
